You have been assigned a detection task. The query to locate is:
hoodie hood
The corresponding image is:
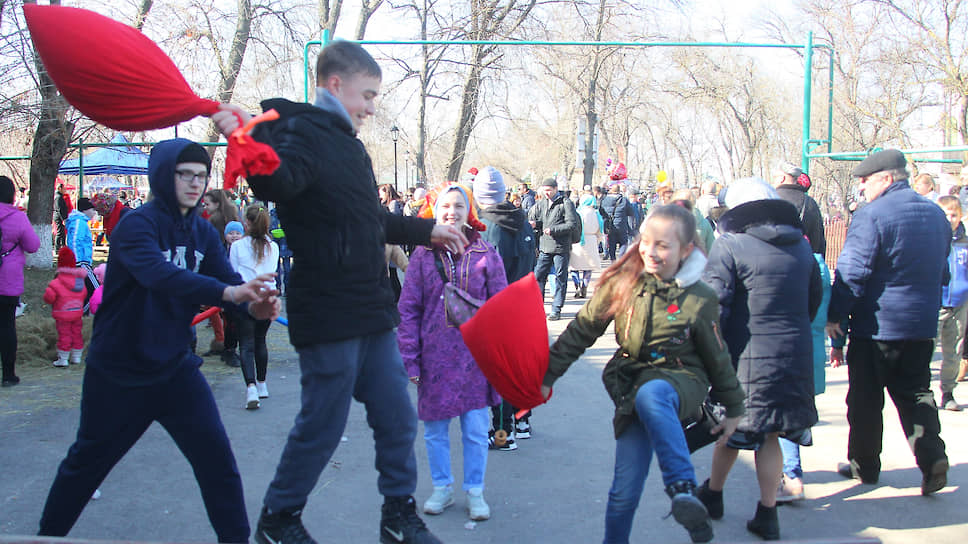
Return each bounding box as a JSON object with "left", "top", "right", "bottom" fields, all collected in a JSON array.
[
  {"left": 147, "top": 138, "right": 209, "bottom": 221},
  {"left": 314, "top": 88, "right": 355, "bottom": 133},
  {"left": 718, "top": 199, "right": 804, "bottom": 246},
  {"left": 480, "top": 201, "right": 526, "bottom": 233}
]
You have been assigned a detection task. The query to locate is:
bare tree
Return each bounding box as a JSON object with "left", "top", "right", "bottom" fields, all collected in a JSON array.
[
  {"left": 320, "top": 0, "right": 343, "bottom": 37},
  {"left": 201, "top": 0, "right": 254, "bottom": 145},
  {"left": 133, "top": 0, "right": 153, "bottom": 30},
  {"left": 444, "top": 0, "right": 537, "bottom": 181}
]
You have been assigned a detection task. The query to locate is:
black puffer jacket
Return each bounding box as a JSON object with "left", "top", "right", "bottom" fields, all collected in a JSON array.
[
  {"left": 775, "top": 183, "right": 826, "bottom": 255},
  {"left": 247, "top": 98, "right": 434, "bottom": 347},
  {"left": 702, "top": 199, "right": 822, "bottom": 434}
]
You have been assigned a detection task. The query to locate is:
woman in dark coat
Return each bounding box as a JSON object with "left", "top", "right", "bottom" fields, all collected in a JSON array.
[{"left": 697, "top": 177, "right": 822, "bottom": 541}]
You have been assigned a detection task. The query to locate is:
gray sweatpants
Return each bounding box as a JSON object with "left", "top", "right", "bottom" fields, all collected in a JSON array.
[{"left": 263, "top": 329, "right": 418, "bottom": 512}]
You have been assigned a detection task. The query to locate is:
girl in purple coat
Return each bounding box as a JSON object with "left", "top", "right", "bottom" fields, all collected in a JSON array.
[{"left": 397, "top": 184, "right": 507, "bottom": 523}]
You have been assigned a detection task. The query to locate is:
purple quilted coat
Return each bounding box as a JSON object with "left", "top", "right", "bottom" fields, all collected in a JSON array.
[{"left": 397, "top": 235, "right": 507, "bottom": 421}]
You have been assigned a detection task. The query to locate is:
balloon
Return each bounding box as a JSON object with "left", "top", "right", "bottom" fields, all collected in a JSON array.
[{"left": 656, "top": 170, "right": 668, "bottom": 183}]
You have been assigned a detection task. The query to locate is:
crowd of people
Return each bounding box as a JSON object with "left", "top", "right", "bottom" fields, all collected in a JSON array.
[{"left": 0, "top": 39, "right": 961, "bottom": 544}]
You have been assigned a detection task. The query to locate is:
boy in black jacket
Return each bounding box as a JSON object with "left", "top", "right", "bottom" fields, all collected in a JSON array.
[
  {"left": 38, "top": 139, "right": 281, "bottom": 542},
  {"left": 214, "top": 41, "right": 464, "bottom": 544}
]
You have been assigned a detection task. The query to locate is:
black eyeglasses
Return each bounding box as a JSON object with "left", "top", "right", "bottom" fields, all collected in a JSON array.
[{"left": 174, "top": 170, "right": 209, "bottom": 184}]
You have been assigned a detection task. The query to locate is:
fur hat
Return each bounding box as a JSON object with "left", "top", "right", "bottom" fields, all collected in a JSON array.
[
  {"left": 473, "top": 166, "right": 506, "bottom": 207},
  {"left": 57, "top": 246, "right": 76, "bottom": 269}
]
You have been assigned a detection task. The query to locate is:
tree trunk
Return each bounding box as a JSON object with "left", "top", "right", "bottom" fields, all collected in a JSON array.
[
  {"left": 582, "top": 0, "right": 607, "bottom": 189},
  {"left": 319, "top": 0, "right": 343, "bottom": 37},
  {"left": 445, "top": 61, "right": 484, "bottom": 181},
  {"left": 355, "top": 0, "right": 384, "bottom": 40},
  {"left": 417, "top": 0, "right": 429, "bottom": 184},
  {"left": 133, "top": 0, "right": 153, "bottom": 30},
  {"left": 24, "top": 0, "right": 72, "bottom": 268},
  {"left": 205, "top": 0, "right": 253, "bottom": 147}
]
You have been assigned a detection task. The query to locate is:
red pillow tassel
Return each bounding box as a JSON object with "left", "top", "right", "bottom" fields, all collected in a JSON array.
[{"left": 223, "top": 109, "right": 281, "bottom": 191}]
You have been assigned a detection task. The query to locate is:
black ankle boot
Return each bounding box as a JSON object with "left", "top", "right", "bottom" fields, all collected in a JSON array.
[
  {"left": 746, "top": 501, "right": 780, "bottom": 540},
  {"left": 696, "top": 479, "right": 723, "bottom": 520}
]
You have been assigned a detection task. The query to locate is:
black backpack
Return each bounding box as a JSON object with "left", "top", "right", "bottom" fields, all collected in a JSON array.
[{"left": 568, "top": 201, "right": 582, "bottom": 244}]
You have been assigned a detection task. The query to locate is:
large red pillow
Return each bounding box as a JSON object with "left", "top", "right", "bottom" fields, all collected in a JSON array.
[
  {"left": 24, "top": 4, "right": 219, "bottom": 131},
  {"left": 460, "top": 273, "right": 551, "bottom": 412}
]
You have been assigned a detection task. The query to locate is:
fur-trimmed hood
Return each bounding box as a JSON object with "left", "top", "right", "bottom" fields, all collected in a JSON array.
[{"left": 717, "top": 199, "right": 804, "bottom": 246}]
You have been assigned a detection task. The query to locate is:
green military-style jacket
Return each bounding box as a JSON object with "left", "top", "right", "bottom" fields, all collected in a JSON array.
[{"left": 544, "top": 250, "right": 745, "bottom": 438}]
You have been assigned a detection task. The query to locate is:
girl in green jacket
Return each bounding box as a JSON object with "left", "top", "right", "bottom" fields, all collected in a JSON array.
[{"left": 541, "top": 204, "right": 744, "bottom": 544}]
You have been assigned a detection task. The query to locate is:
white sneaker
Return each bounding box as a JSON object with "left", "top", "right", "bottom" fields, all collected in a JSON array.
[
  {"left": 467, "top": 488, "right": 490, "bottom": 520},
  {"left": 256, "top": 381, "right": 269, "bottom": 398},
  {"left": 515, "top": 419, "right": 531, "bottom": 439},
  {"left": 70, "top": 349, "right": 83, "bottom": 364},
  {"left": 245, "top": 385, "right": 260, "bottom": 410},
  {"left": 91, "top": 488, "right": 102, "bottom": 500},
  {"left": 423, "top": 485, "right": 454, "bottom": 515},
  {"left": 52, "top": 350, "right": 69, "bottom": 367},
  {"left": 15, "top": 302, "right": 26, "bottom": 318}
]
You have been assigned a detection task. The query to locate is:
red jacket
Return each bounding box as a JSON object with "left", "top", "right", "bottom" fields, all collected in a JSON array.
[{"left": 43, "top": 267, "right": 87, "bottom": 322}]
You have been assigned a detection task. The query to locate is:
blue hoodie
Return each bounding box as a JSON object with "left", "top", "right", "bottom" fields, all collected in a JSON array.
[
  {"left": 86, "top": 139, "right": 244, "bottom": 386},
  {"left": 942, "top": 222, "right": 968, "bottom": 308}
]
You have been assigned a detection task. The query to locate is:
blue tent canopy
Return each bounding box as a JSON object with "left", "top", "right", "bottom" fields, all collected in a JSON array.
[{"left": 59, "top": 133, "right": 149, "bottom": 176}]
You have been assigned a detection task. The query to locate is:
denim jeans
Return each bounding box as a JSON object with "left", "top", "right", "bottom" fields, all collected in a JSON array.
[
  {"left": 779, "top": 437, "right": 802, "bottom": 479},
  {"left": 534, "top": 251, "right": 569, "bottom": 314},
  {"left": 423, "top": 407, "right": 490, "bottom": 490},
  {"left": 604, "top": 379, "right": 695, "bottom": 544}
]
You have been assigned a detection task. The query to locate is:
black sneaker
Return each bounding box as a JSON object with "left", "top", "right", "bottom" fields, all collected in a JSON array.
[
  {"left": 222, "top": 350, "right": 241, "bottom": 368},
  {"left": 665, "top": 481, "right": 713, "bottom": 543},
  {"left": 254, "top": 507, "right": 317, "bottom": 544},
  {"left": 380, "top": 495, "right": 442, "bottom": 544},
  {"left": 515, "top": 419, "right": 531, "bottom": 439},
  {"left": 921, "top": 458, "right": 949, "bottom": 496},
  {"left": 1, "top": 376, "right": 20, "bottom": 387},
  {"left": 487, "top": 430, "right": 518, "bottom": 451},
  {"left": 695, "top": 479, "right": 723, "bottom": 520},
  {"left": 837, "top": 460, "right": 878, "bottom": 484}
]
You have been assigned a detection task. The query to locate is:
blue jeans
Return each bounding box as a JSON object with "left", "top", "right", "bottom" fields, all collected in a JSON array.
[
  {"left": 606, "top": 229, "right": 628, "bottom": 261},
  {"left": 780, "top": 437, "right": 802, "bottom": 479},
  {"left": 423, "top": 407, "right": 490, "bottom": 490},
  {"left": 604, "top": 379, "right": 695, "bottom": 544},
  {"left": 534, "top": 251, "right": 569, "bottom": 313},
  {"left": 263, "top": 330, "right": 418, "bottom": 512}
]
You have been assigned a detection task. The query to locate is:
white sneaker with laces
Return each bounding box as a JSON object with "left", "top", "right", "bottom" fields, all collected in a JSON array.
[
  {"left": 256, "top": 381, "right": 269, "bottom": 398},
  {"left": 467, "top": 488, "right": 490, "bottom": 520},
  {"left": 245, "top": 384, "right": 260, "bottom": 410},
  {"left": 423, "top": 485, "right": 454, "bottom": 515}
]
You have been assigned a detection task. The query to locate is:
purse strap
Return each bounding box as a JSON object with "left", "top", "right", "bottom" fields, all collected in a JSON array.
[{"left": 434, "top": 251, "right": 456, "bottom": 284}]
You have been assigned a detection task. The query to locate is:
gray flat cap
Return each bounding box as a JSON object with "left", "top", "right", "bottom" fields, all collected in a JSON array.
[
  {"left": 851, "top": 149, "right": 907, "bottom": 178},
  {"left": 541, "top": 177, "right": 558, "bottom": 188}
]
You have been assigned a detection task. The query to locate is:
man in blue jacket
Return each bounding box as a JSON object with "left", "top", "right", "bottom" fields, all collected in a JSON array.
[
  {"left": 38, "top": 139, "right": 281, "bottom": 542},
  {"left": 826, "top": 149, "right": 950, "bottom": 496}
]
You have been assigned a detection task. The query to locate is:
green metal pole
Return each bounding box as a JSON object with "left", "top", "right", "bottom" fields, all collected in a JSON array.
[
  {"left": 827, "top": 48, "right": 834, "bottom": 153},
  {"left": 78, "top": 139, "right": 84, "bottom": 197},
  {"left": 801, "top": 32, "right": 814, "bottom": 175}
]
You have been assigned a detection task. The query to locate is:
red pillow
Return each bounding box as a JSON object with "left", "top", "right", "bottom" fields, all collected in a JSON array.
[
  {"left": 460, "top": 273, "right": 551, "bottom": 412},
  {"left": 24, "top": 4, "right": 218, "bottom": 131}
]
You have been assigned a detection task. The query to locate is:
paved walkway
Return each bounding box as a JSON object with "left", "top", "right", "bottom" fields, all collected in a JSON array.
[{"left": 1, "top": 286, "right": 966, "bottom": 543}]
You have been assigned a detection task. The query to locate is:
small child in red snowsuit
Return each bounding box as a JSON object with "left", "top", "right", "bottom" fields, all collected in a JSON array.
[{"left": 43, "top": 247, "right": 87, "bottom": 367}]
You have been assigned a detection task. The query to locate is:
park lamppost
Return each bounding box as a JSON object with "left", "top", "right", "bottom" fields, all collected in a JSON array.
[{"left": 390, "top": 125, "right": 400, "bottom": 192}]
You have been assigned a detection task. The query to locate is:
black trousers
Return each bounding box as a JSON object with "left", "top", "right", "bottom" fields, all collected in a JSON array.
[
  {"left": 237, "top": 315, "right": 270, "bottom": 385},
  {"left": 845, "top": 338, "right": 947, "bottom": 477},
  {"left": 0, "top": 295, "right": 18, "bottom": 381}
]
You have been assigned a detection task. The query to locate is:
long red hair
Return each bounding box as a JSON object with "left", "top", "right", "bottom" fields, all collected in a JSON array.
[{"left": 595, "top": 204, "right": 697, "bottom": 319}]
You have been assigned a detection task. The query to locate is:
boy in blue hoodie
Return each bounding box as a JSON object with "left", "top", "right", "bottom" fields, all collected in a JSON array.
[
  {"left": 936, "top": 195, "right": 968, "bottom": 411},
  {"left": 38, "top": 139, "right": 281, "bottom": 543}
]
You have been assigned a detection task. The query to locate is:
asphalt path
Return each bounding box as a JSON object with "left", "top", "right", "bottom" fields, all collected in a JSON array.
[{"left": 1, "top": 286, "right": 966, "bottom": 543}]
